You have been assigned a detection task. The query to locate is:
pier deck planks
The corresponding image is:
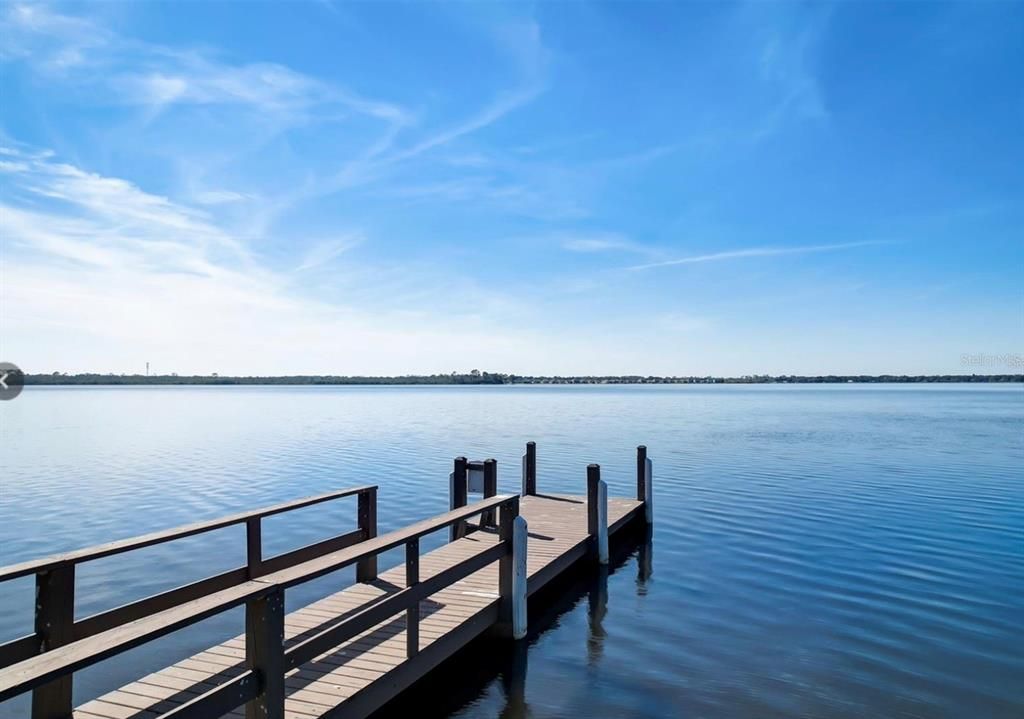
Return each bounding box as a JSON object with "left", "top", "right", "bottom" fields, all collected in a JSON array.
[{"left": 73, "top": 494, "right": 643, "bottom": 719}]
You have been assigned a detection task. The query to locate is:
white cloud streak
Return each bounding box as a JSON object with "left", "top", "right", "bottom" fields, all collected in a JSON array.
[
  {"left": 1, "top": 2, "right": 410, "bottom": 123},
  {"left": 561, "top": 233, "right": 656, "bottom": 255},
  {"left": 626, "top": 241, "right": 890, "bottom": 271}
]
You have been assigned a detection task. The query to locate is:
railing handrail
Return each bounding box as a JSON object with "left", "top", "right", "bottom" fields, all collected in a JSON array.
[
  {"left": 0, "top": 494, "right": 523, "bottom": 711},
  {"left": 282, "top": 540, "right": 509, "bottom": 669},
  {"left": 0, "top": 485, "right": 377, "bottom": 582},
  {"left": 257, "top": 494, "right": 517, "bottom": 589},
  {"left": 0, "top": 580, "right": 273, "bottom": 702}
]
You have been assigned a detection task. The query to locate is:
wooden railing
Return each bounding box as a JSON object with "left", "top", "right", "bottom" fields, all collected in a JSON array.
[
  {"left": 0, "top": 485, "right": 377, "bottom": 719},
  {"left": 0, "top": 492, "right": 525, "bottom": 719}
]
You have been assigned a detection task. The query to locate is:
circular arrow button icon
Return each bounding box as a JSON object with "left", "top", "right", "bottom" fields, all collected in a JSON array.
[{"left": 0, "top": 362, "right": 25, "bottom": 401}]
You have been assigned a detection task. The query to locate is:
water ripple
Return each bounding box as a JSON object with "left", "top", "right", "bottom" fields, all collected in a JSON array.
[{"left": 0, "top": 384, "right": 1021, "bottom": 718}]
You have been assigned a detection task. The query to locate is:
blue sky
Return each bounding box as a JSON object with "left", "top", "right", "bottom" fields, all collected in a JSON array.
[{"left": 0, "top": 1, "right": 1021, "bottom": 375}]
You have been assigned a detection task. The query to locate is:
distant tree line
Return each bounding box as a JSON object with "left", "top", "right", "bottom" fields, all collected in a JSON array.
[{"left": 24, "top": 371, "right": 1023, "bottom": 385}]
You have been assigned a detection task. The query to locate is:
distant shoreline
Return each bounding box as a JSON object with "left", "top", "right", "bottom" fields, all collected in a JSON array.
[{"left": 23, "top": 373, "right": 1024, "bottom": 386}]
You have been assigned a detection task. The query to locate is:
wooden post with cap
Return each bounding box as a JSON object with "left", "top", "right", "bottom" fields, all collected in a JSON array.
[
  {"left": 481, "top": 458, "right": 498, "bottom": 527},
  {"left": 522, "top": 442, "right": 536, "bottom": 495},
  {"left": 587, "top": 464, "right": 608, "bottom": 564},
  {"left": 636, "top": 445, "right": 647, "bottom": 502},
  {"left": 450, "top": 456, "right": 468, "bottom": 542}
]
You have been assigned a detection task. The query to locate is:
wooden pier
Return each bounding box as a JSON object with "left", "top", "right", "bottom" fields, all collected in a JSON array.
[{"left": 0, "top": 445, "right": 653, "bottom": 719}]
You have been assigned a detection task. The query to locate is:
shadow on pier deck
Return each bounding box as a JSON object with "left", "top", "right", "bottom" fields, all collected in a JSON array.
[{"left": 0, "top": 446, "right": 653, "bottom": 719}]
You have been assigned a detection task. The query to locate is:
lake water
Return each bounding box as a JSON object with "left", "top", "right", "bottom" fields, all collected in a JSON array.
[{"left": 1, "top": 384, "right": 1022, "bottom": 718}]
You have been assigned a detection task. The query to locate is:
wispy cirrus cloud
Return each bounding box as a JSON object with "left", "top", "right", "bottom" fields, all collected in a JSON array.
[
  {"left": 1, "top": 2, "right": 409, "bottom": 123},
  {"left": 320, "top": 17, "right": 550, "bottom": 196},
  {"left": 626, "top": 240, "right": 891, "bottom": 271},
  {"left": 193, "top": 190, "right": 250, "bottom": 206},
  {"left": 293, "top": 235, "right": 364, "bottom": 273},
  {"left": 1, "top": 3, "right": 560, "bottom": 240},
  {"left": 0, "top": 2, "right": 111, "bottom": 69},
  {"left": 561, "top": 233, "right": 657, "bottom": 255},
  {"left": 0, "top": 145, "right": 574, "bottom": 374},
  {"left": 0, "top": 145, "right": 253, "bottom": 271}
]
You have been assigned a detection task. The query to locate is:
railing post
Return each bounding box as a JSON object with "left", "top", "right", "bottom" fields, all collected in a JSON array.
[
  {"left": 522, "top": 441, "right": 536, "bottom": 496},
  {"left": 450, "top": 456, "right": 468, "bottom": 542},
  {"left": 246, "top": 587, "right": 285, "bottom": 719},
  {"left": 587, "top": 464, "right": 608, "bottom": 563},
  {"left": 496, "top": 497, "right": 527, "bottom": 639},
  {"left": 481, "top": 458, "right": 498, "bottom": 528},
  {"left": 405, "top": 538, "right": 419, "bottom": 657},
  {"left": 31, "top": 564, "right": 74, "bottom": 719},
  {"left": 357, "top": 487, "right": 378, "bottom": 582},
  {"left": 636, "top": 445, "right": 647, "bottom": 503},
  {"left": 246, "top": 517, "right": 263, "bottom": 579}
]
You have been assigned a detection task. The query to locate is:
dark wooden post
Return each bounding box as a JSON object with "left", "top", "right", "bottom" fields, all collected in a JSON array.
[
  {"left": 32, "top": 564, "right": 74, "bottom": 719},
  {"left": 246, "top": 517, "right": 263, "bottom": 579},
  {"left": 636, "top": 445, "right": 647, "bottom": 502},
  {"left": 481, "top": 458, "right": 498, "bottom": 527},
  {"left": 357, "top": 487, "right": 378, "bottom": 582},
  {"left": 450, "top": 456, "right": 468, "bottom": 542},
  {"left": 587, "top": 464, "right": 600, "bottom": 539},
  {"left": 496, "top": 496, "right": 524, "bottom": 638},
  {"left": 587, "top": 464, "right": 608, "bottom": 562},
  {"left": 246, "top": 588, "right": 285, "bottom": 719},
  {"left": 524, "top": 442, "right": 537, "bottom": 495},
  {"left": 405, "top": 538, "right": 420, "bottom": 657}
]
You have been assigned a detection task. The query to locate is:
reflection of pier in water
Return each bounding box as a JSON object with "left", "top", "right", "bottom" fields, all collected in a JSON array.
[{"left": 376, "top": 523, "right": 654, "bottom": 719}]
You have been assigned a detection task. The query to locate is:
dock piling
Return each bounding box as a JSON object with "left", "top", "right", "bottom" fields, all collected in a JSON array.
[
  {"left": 481, "top": 458, "right": 498, "bottom": 527},
  {"left": 637, "top": 445, "right": 653, "bottom": 524},
  {"left": 636, "top": 446, "right": 647, "bottom": 502},
  {"left": 522, "top": 442, "right": 537, "bottom": 495},
  {"left": 497, "top": 496, "right": 527, "bottom": 639},
  {"left": 450, "top": 457, "right": 468, "bottom": 542},
  {"left": 511, "top": 515, "right": 528, "bottom": 639},
  {"left": 587, "top": 465, "right": 608, "bottom": 564},
  {"left": 644, "top": 455, "right": 653, "bottom": 524}
]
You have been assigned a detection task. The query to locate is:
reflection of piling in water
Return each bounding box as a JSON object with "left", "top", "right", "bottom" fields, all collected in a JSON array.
[
  {"left": 637, "top": 524, "right": 653, "bottom": 594},
  {"left": 498, "top": 638, "right": 530, "bottom": 719},
  {"left": 587, "top": 564, "right": 610, "bottom": 666}
]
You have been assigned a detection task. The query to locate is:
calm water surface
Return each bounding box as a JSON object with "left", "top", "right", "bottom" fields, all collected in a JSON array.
[{"left": 0, "top": 384, "right": 1021, "bottom": 718}]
